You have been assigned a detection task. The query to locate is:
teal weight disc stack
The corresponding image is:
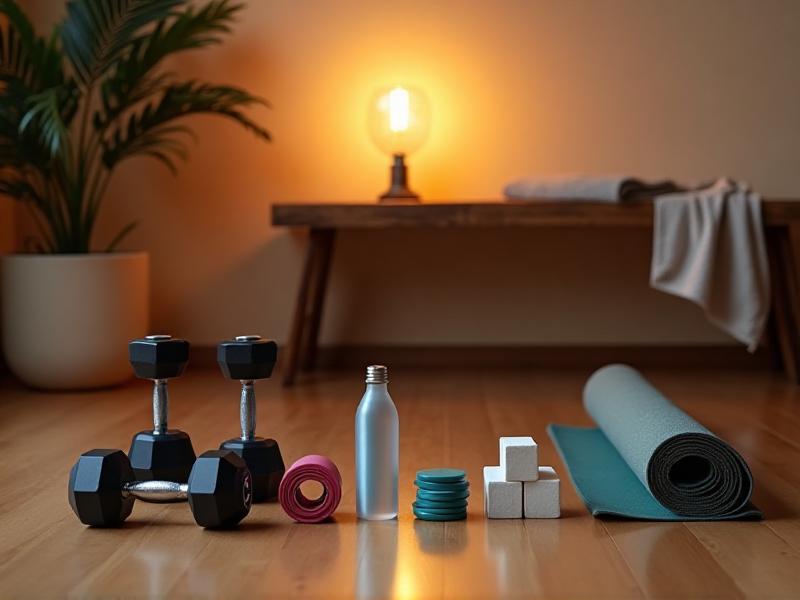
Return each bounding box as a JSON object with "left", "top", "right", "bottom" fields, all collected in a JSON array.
[{"left": 413, "top": 468, "right": 469, "bottom": 521}]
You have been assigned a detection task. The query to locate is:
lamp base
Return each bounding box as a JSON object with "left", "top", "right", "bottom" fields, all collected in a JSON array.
[{"left": 379, "top": 154, "right": 420, "bottom": 203}]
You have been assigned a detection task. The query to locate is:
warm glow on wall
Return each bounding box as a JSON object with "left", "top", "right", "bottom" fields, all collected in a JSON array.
[{"left": 368, "top": 85, "right": 431, "bottom": 202}]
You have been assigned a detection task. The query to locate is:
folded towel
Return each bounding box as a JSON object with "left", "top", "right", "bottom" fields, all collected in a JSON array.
[
  {"left": 650, "top": 178, "right": 770, "bottom": 351},
  {"left": 504, "top": 175, "right": 681, "bottom": 202}
]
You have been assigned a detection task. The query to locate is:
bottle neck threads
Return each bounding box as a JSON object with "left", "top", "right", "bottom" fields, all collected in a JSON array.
[{"left": 365, "top": 365, "right": 388, "bottom": 384}]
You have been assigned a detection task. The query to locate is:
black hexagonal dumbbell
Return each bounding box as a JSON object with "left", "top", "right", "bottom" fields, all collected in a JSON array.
[
  {"left": 68, "top": 449, "right": 252, "bottom": 529},
  {"left": 218, "top": 335, "right": 285, "bottom": 503},
  {"left": 128, "top": 335, "right": 196, "bottom": 484}
]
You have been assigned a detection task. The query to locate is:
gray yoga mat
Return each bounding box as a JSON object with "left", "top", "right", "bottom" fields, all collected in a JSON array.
[{"left": 548, "top": 364, "right": 761, "bottom": 520}]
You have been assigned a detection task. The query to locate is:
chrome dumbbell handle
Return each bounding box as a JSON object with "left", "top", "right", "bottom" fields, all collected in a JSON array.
[
  {"left": 152, "top": 379, "right": 168, "bottom": 434},
  {"left": 240, "top": 380, "right": 256, "bottom": 441},
  {"left": 122, "top": 480, "right": 188, "bottom": 502}
]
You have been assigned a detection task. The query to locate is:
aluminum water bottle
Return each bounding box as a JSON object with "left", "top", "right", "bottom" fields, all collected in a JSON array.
[{"left": 356, "top": 365, "right": 399, "bottom": 520}]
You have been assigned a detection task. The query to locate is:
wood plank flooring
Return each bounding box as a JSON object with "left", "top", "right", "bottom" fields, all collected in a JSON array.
[{"left": 1, "top": 366, "right": 800, "bottom": 599}]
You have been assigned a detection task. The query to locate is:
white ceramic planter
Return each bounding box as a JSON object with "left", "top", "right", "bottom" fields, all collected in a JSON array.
[{"left": 1, "top": 252, "right": 149, "bottom": 389}]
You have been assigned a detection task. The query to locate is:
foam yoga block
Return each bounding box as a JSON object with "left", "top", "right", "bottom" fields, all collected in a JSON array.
[
  {"left": 524, "top": 467, "right": 560, "bottom": 518},
  {"left": 278, "top": 454, "right": 342, "bottom": 523},
  {"left": 483, "top": 466, "right": 522, "bottom": 518},
  {"left": 548, "top": 364, "right": 761, "bottom": 520},
  {"left": 500, "top": 436, "right": 538, "bottom": 481}
]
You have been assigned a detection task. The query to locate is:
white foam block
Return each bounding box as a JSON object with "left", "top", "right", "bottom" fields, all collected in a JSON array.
[
  {"left": 523, "top": 466, "right": 560, "bottom": 518},
  {"left": 483, "top": 465, "right": 523, "bottom": 519},
  {"left": 500, "top": 436, "right": 539, "bottom": 481}
]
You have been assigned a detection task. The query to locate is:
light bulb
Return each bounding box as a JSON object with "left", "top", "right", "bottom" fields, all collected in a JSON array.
[
  {"left": 368, "top": 85, "right": 430, "bottom": 157},
  {"left": 387, "top": 87, "right": 410, "bottom": 132}
]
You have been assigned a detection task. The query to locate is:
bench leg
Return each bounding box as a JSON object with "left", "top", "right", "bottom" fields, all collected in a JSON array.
[
  {"left": 766, "top": 225, "right": 800, "bottom": 384},
  {"left": 283, "top": 228, "right": 336, "bottom": 386},
  {"left": 301, "top": 229, "right": 336, "bottom": 372},
  {"left": 764, "top": 312, "right": 784, "bottom": 372}
]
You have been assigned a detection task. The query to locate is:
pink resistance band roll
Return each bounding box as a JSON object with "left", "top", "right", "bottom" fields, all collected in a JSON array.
[{"left": 278, "top": 454, "right": 342, "bottom": 523}]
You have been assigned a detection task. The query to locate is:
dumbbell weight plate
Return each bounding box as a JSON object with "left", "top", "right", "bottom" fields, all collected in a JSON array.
[
  {"left": 412, "top": 497, "right": 469, "bottom": 510},
  {"left": 68, "top": 449, "right": 135, "bottom": 527},
  {"left": 416, "top": 468, "right": 466, "bottom": 483},
  {"left": 412, "top": 501, "right": 469, "bottom": 516},
  {"left": 413, "top": 507, "right": 467, "bottom": 521},
  {"left": 416, "top": 488, "right": 470, "bottom": 502},
  {"left": 187, "top": 450, "right": 253, "bottom": 528},
  {"left": 220, "top": 437, "right": 285, "bottom": 502},
  {"left": 129, "top": 429, "right": 196, "bottom": 484},
  {"left": 414, "top": 479, "right": 470, "bottom": 492}
]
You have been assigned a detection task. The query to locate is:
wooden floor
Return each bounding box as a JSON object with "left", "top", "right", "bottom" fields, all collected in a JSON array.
[{"left": 2, "top": 366, "right": 800, "bottom": 599}]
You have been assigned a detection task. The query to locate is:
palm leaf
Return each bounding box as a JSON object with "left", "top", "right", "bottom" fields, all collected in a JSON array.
[
  {"left": 105, "top": 220, "right": 138, "bottom": 251},
  {"left": 0, "top": 176, "right": 40, "bottom": 202},
  {"left": 0, "top": 81, "right": 76, "bottom": 170},
  {"left": 95, "top": 0, "right": 243, "bottom": 130},
  {"left": 102, "top": 81, "right": 269, "bottom": 170},
  {"left": 1, "top": 0, "right": 73, "bottom": 168},
  {"left": 1, "top": 0, "right": 66, "bottom": 90},
  {"left": 0, "top": 0, "right": 36, "bottom": 78},
  {"left": 19, "top": 87, "right": 72, "bottom": 158},
  {"left": 117, "top": 123, "right": 193, "bottom": 174},
  {"left": 61, "top": 0, "right": 185, "bottom": 86}
]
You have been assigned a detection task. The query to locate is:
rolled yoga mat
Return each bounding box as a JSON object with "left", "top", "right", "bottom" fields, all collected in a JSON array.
[
  {"left": 278, "top": 454, "right": 342, "bottom": 523},
  {"left": 547, "top": 364, "right": 761, "bottom": 520}
]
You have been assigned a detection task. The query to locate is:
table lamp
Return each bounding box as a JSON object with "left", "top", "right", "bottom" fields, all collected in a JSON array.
[{"left": 368, "top": 85, "right": 430, "bottom": 202}]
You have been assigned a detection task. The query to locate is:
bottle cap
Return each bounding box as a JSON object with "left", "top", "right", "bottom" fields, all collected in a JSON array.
[{"left": 366, "top": 365, "right": 388, "bottom": 384}]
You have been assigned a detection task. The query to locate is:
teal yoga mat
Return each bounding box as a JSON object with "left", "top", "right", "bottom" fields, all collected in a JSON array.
[{"left": 548, "top": 364, "right": 761, "bottom": 520}]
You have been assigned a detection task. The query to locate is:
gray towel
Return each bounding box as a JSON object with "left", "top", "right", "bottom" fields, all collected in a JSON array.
[
  {"left": 503, "top": 175, "right": 680, "bottom": 202},
  {"left": 650, "top": 179, "right": 770, "bottom": 351}
]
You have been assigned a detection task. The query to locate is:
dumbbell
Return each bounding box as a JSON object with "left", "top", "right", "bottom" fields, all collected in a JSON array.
[
  {"left": 128, "top": 335, "right": 196, "bottom": 484},
  {"left": 68, "top": 449, "right": 252, "bottom": 528},
  {"left": 218, "top": 335, "right": 285, "bottom": 503}
]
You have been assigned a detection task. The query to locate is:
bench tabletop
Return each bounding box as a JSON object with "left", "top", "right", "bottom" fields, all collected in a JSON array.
[{"left": 272, "top": 199, "right": 800, "bottom": 229}]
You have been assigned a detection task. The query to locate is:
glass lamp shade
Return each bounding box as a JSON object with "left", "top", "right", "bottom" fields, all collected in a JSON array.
[{"left": 368, "top": 85, "right": 430, "bottom": 157}]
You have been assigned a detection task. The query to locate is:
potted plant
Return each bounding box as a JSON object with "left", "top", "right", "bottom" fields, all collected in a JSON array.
[{"left": 0, "top": 0, "right": 269, "bottom": 389}]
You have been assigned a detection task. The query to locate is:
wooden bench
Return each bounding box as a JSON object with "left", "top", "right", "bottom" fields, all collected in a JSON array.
[{"left": 272, "top": 200, "right": 800, "bottom": 386}]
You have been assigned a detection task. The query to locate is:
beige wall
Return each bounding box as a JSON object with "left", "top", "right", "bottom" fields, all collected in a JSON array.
[{"left": 18, "top": 0, "right": 800, "bottom": 346}]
